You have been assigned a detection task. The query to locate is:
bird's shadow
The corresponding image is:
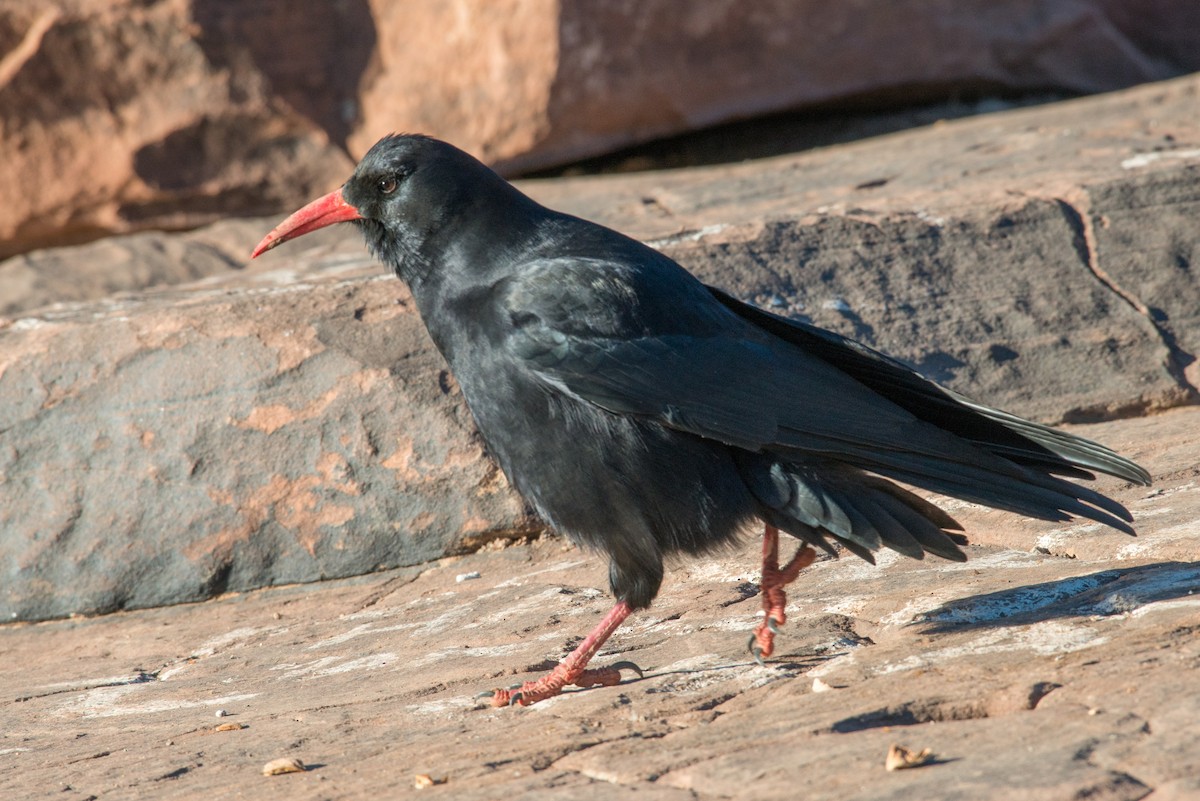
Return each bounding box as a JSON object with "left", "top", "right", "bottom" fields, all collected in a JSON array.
[
  {"left": 911, "top": 560, "right": 1199, "bottom": 633},
  {"left": 487, "top": 562, "right": 1198, "bottom": 706}
]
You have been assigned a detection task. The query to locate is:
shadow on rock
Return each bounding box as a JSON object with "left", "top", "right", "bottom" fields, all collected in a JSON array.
[{"left": 916, "top": 561, "right": 1200, "bottom": 632}]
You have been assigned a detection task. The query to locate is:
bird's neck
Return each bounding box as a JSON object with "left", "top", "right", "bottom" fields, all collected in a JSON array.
[
  {"left": 401, "top": 188, "right": 548, "bottom": 300},
  {"left": 385, "top": 189, "right": 551, "bottom": 371}
]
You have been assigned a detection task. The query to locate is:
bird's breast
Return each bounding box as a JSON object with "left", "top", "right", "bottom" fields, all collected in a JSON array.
[{"left": 447, "top": 352, "right": 755, "bottom": 556}]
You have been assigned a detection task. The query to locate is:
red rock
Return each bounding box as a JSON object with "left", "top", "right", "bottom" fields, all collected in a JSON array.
[
  {"left": 0, "top": 262, "right": 535, "bottom": 621},
  {"left": 0, "top": 0, "right": 353, "bottom": 258},
  {"left": 2, "top": 0, "right": 1198, "bottom": 255}
]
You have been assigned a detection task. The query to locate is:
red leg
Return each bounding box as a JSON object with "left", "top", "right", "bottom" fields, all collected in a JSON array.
[
  {"left": 490, "top": 600, "right": 641, "bottom": 707},
  {"left": 750, "top": 525, "right": 816, "bottom": 663}
]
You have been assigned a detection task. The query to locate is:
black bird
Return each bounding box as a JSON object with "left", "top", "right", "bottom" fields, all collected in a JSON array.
[{"left": 252, "top": 134, "right": 1150, "bottom": 706}]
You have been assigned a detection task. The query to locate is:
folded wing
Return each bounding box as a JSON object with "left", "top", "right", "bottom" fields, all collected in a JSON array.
[{"left": 503, "top": 258, "right": 1145, "bottom": 539}]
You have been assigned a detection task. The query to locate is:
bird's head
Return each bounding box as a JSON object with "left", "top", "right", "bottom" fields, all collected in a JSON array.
[{"left": 251, "top": 134, "right": 522, "bottom": 280}]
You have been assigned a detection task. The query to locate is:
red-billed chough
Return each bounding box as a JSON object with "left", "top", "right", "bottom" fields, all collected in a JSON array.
[{"left": 252, "top": 134, "right": 1150, "bottom": 707}]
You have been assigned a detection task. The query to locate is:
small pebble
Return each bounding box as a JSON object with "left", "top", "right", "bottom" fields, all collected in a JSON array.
[
  {"left": 262, "top": 757, "right": 306, "bottom": 776},
  {"left": 215, "top": 709, "right": 228, "bottom": 718},
  {"left": 455, "top": 571, "right": 482, "bottom": 583},
  {"left": 885, "top": 744, "right": 934, "bottom": 771},
  {"left": 811, "top": 678, "right": 835, "bottom": 693}
]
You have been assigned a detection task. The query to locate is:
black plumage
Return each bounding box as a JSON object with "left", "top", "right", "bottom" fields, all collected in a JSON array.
[{"left": 253, "top": 134, "right": 1149, "bottom": 705}]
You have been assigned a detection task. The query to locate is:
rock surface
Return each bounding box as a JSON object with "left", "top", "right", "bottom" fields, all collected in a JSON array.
[
  {"left": 0, "top": 256, "right": 536, "bottom": 621},
  {"left": 2, "top": 74, "right": 1199, "bottom": 623},
  {"left": 3, "top": 0, "right": 1199, "bottom": 255},
  {"left": 2, "top": 408, "right": 1197, "bottom": 800},
  {"left": 0, "top": 0, "right": 355, "bottom": 258}
]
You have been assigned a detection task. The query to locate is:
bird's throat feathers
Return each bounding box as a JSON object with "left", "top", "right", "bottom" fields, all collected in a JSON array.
[{"left": 355, "top": 217, "right": 430, "bottom": 285}]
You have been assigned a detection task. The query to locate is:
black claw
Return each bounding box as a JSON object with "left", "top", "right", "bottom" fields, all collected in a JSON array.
[
  {"left": 609, "top": 660, "right": 644, "bottom": 679},
  {"left": 475, "top": 683, "right": 523, "bottom": 700},
  {"left": 747, "top": 634, "right": 766, "bottom": 666},
  {"left": 508, "top": 691, "right": 523, "bottom": 707},
  {"left": 767, "top": 617, "right": 781, "bottom": 634}
]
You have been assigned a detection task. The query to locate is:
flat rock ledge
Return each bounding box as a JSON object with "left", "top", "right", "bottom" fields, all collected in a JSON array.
[{"left": 2, "top": 407, "right": 1198, "bottom": 800}]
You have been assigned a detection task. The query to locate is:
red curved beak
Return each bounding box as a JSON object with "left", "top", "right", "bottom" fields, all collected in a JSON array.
[{"left": 251, "top": 188, "right": 364, "bottom": 258}]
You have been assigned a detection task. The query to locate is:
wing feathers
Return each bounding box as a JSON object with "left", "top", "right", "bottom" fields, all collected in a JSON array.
[{"left": 502, "top": 259, "right": 1145, "bottom": 561}]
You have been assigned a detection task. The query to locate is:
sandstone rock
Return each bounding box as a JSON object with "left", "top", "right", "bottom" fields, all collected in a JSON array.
[
  {"left": 474, "top": 0, "right": 1200, "bottom": 175},
  {"left": 0, "top": 259, "right": 534, "bottom": 622},
  {"left": 2, "top": 75, "right": 1199, "bottom": 623},
  {"left": 1, "top": 407, "right": 1195, "bottom": 798},
  {"left": 0, "top": 0, "right": 354, "bottom": 258},
  {"left": 0, "top": 218, "right": 267, "bottom": 318},
  {"left": 3, "top": 0, "right": 1199, "bottom": 256}
]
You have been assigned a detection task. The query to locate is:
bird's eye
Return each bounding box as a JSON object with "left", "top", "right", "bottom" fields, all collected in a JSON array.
[{"left": 377, "top": 175, "right": 399, "bottom": 195}]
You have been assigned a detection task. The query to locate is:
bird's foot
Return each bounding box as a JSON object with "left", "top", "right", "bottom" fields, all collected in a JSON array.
[
  {"left": 749, "top": 615, "right": 781, "bottom": 665},
  {"left": 488, "top": 660, "right": 643, "bottom": 707},
  {"left": 484, "top": 600, "right": 637, "bottom": 708},
  {"left": 749, "top": 528, "right": 816, "bottom": 664}
]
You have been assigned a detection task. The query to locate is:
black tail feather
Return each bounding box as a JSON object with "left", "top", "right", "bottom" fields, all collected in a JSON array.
[
  {"left": 712, "top": 285, "right": 1148, "bottom": 565},
  {"left": 742, "top": 456, "right": 968, "bottom": 563}
]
